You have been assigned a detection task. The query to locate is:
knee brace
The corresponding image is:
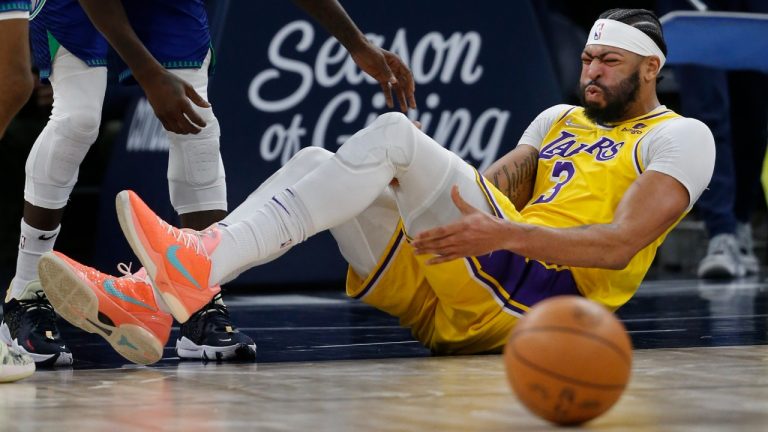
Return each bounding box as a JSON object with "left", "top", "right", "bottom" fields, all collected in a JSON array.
[
  {"left": 24, "top": 57, "right": 105, "bottom": 209},
  {"left": 167, "top": 113, "right": 227, "bottom": 214},
  {"left": 24, "top": 104, "right": 101, "bottom": 209},
  {"left": 335, "top": 112, "right": 417, "bottom": 171}
]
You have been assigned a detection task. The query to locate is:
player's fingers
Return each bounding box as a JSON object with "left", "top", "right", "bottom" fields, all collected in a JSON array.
[
  {"left": 182, "top": 103, "right": 206, "bottom": 129},
  {"left": 394, "top": 81, "right": 408, "bottom": 112},
  {"left": 175, "top": 109, "right": 202, "bottom": 135},
  {"left": 185, "top": 85, "right": 211, "bottom": 109},
  {"left": 398, "top": 71, "right": 417, "bottom": 110},
  {"left": 412, "top": 236, "right": 462, "bottom": 255},
  {"left": 426, "top": 254, "right": 461, "bottom": 265},
  {"left": 414, "top": 224, "right": 458, "bottom": 243},
  {"left": 380, "top": 79, "right": 395, "bottom": 109},
  {"left": 451, "top": 186, "right": 477, "bottom": 215}
]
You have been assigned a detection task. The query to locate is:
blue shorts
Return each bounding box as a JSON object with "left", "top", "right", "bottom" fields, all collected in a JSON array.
[
  {"left": 30, "top": 0, "right": 107, "bottom": 81},
  {"left": 0, "top": 0, "right": 30, "bottom": 15},
  {"left": 30, "top": 0, "right": 212, "bottom": 83}
]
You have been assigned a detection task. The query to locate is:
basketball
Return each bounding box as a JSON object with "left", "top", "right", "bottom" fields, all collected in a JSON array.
[{"left": 504, "top": 295, "right": 632, "bottom": 425}]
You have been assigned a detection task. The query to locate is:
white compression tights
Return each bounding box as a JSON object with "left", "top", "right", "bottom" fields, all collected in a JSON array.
[
  {"left": 210, "top": 112, "right": 494, "bottom": 284},
  {"left": 165, "top": 51, "right": 227, "bottom": 214},
  {"left": 24, "top": 47, "right": 107, "bottom": 209}
]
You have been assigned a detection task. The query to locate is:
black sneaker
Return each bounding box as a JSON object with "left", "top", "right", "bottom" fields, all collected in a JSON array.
[
  {"left": 1, "top": 281, "right": 73, "bottom": 367},
  {"left": 176, "top": 294, "right": 256, "bottom": 362}
]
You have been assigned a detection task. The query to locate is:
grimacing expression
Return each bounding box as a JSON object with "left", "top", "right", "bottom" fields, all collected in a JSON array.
[{"left": 579, "top": 68, "right": 641, "bottom": 124}]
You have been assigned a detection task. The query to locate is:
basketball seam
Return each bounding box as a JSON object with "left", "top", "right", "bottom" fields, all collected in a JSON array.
[
  {"left": 508, "top": 344, "right": 629, "bottom": 390},
  {"left": 510, "top": 326, "right": 632, "bottom": 364}
]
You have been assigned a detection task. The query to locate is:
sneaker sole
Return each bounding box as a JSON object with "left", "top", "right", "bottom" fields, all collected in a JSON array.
[
  {"left": 115, "top": 191, "right": 192, "bottom": 323},
  {"left": 176, "top": 336, "right": 257, "bottom": 362},
  {"left": 38, "top": 253, "right": 164, "bottom": 365},
  {"left": 0, "top": 322, "right": 72, "bottom": 367},
  {"left": 0, "top": 364, "right": 35, "bottom": 383}
]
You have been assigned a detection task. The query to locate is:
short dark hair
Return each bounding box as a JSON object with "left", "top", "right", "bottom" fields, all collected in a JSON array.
[{"left": 598, "top": 9, "right": 667, "bottom": 57}]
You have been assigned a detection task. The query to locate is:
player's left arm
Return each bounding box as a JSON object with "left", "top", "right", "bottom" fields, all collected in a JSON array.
[
  {"left": 290, "top": 0, "right": 416, "bottom": 111},
  {"left": 78, "top": 0, "right": 209, "bottom": 135},
  {"left": 413, "top": 119, "right": 715, "bottom": 268},
  {"left": 412, "top": 173, "right": 688, "bottom": 268}
]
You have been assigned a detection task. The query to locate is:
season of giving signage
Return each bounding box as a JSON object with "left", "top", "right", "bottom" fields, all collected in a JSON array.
[{"left": 104, "top": 1, "right": 560, "bottom": 284}]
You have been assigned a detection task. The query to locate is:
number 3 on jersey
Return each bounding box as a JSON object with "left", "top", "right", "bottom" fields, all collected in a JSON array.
[{"left": 533, "top": 161, "right": 575, "bottom": 204}]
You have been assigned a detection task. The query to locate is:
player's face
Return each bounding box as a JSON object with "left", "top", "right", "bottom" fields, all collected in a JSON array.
[{"left": 578, "top": 45, "right": 642, "bottom": 124}]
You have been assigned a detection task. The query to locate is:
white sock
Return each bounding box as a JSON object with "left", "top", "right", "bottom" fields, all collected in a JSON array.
[
  {"left": 207, "top": 116, "right": 413, "bottom": 286},
  {"left": 209, "top": 188, "right": 314, "bottom": 286},
  {"left": 10, "top": 220, "right": 60, "bottom": 299}
]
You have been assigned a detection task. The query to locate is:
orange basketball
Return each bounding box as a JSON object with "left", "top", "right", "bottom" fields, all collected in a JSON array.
[{"left": 504, "top": 295, "right": 632, "bottom": 425}]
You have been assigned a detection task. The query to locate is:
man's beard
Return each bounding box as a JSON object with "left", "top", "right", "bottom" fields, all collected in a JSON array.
[{"left": 579, "top": 70, "right": 640, "bottom": 124}]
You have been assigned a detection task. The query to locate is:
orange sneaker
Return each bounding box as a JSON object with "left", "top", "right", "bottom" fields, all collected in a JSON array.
[
  {"left": 37, "top": 252, "right": 173, "bottom": 365},
  {"left": 115, "top": 190, "right": 221, "bottom": 323}
]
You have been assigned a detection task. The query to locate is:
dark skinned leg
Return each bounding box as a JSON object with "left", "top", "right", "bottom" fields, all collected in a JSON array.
[{"left": 179, "top": 209, "right": 227, "bottom": 231}]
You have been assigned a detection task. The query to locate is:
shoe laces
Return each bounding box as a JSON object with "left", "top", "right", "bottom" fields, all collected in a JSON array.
[
  {"left": 115, "top": 262, "right": 151, "bottom": 285},
  {"left": 17, "top": 291, "right": 59, "bottom": 335},
  {"left": 708, "top": 234, "right": 739, "bottom": 256},
  {"left": 158, "top": 217, "right": 209, "bottom": 258},
  {"left": 189, "top": 294, "right": 233, "bottom": 332}
]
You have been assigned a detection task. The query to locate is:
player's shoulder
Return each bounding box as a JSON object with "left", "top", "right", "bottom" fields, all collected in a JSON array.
[
  {"left": 645, "top": 114, "right": 715, "bottom": 154},
  {"left": 531, "top": 104, "right": 578, "bottom": 127},
  {"left": 654, "top": 115, "right": 712, "bottom": 137}
]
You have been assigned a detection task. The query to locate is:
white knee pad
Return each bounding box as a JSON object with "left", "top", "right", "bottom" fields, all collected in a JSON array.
[
  {"left": 339, "top": 112, "right": 492, "bottom": 236},
  {"left": 335, "top": 112, "right": 417, "bottom": 171},
  {"left": 24, "top": 50, "right": 106, "bottom": 209},
  {"left": 167, "top": 114, "right": 228, "bottom": 214}
]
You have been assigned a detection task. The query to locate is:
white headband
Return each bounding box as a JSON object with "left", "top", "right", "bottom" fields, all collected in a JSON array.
[{"left": 586, "top": 19, "right": 666, "bottom": 69}]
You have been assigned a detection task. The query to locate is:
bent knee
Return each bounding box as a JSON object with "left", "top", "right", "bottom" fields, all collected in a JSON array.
[
  {"left": 293, "top": 146, "right": 334, "bottom": 165},
  {"left": 0, "top": 72, "right": 33, "bottom": 109}
]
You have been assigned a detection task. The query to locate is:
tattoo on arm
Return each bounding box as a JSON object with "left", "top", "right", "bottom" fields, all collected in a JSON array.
[{"left": 490, "top": 150, "right": 538, "bottom": 209}]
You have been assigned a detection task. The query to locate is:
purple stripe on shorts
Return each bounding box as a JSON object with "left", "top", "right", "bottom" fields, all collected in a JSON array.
[
  {"left": 475, "top": 250, "right": 580, "bottom": 313},
  {"left": 352, "top": 229, "right": 405, "bottom": 300},
  {"left": 476, "top": 174, "right": 503, "bottom": 218}
]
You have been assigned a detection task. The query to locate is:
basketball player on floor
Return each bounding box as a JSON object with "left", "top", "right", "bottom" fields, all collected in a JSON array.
[
  {"left": 0, "top": 0, "right": 36, "bottom": 382},
  {"left": 39, "top": 8, "right": 714, "bottom": 361},
  {"left": 2, "top": 0, "right": 415, "bottom": 366}
]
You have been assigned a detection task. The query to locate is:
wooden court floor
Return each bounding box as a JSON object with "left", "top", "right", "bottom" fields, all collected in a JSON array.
[{"left": 0, "top": 278, "right": 766, "bottom": 431}]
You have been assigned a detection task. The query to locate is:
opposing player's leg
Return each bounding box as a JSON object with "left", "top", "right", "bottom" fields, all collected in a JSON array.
[
  {"left": 0, "top": 12, "right": 33, "bottom": 138},
  {"left": 2, "top": 45, "right": 107, "bottom": 367},
  {"left": 158, "top": 53, "right": 257, "bottom": 361}
]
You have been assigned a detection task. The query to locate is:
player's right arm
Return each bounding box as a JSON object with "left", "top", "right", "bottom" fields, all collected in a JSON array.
[
  {"left": 77, "top": 0, "right": 208, "bottom": 135},
  {"left": 483, "top": 146, "right": 539, "bottom": 211}
]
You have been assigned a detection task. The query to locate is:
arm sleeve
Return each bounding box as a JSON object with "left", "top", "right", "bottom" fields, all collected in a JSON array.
[
  {"left": 517, "top": 104, "right": 575, "bottom": 150},
  {"left": 641, "top": 117, "right": 716, "bottom": 211}
]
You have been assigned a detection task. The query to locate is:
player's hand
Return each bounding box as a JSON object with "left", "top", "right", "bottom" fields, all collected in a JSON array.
[
  {"left": 350, "top": 43, "right": 416, "bottom": 112},
  {"left": 412, "top": 185, "right": 511, "bottom": 264},
  {"left": 140, "top": 69, "right": 210, "bottom": 135}
]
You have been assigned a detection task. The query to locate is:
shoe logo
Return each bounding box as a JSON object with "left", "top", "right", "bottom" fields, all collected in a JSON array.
[
  {"left": 280, "top": 238, "right": 293, "bottom": 249},
  {"left": 85, "top": 318, "right": 113, "bottom": 336},
  {"left": 117, "top": 335, "right": 138, "bottom": 351},
  {"left": 103, "top": 280, "right": 156, "bottom": 311},
  {"left": 565, "top": 119, "right": 592, "bottom": 130},
  {"left": 166, "top": 245, "right": 202, "bottom": 290},
  {"left": 38, "top": 233, "right": 57, "bottom": 241}
]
